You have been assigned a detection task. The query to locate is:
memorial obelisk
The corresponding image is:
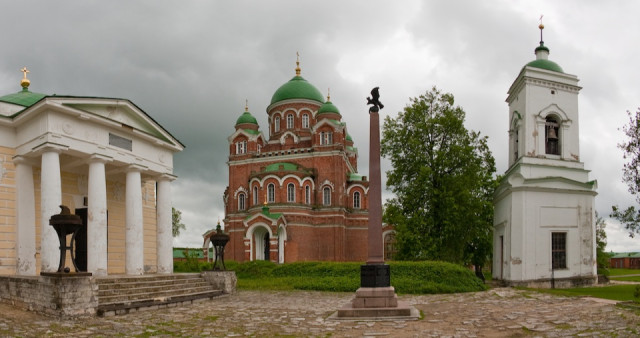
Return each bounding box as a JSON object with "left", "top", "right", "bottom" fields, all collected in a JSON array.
[{"left": 336, "top": 88, "right": 415, "bottom": 319}]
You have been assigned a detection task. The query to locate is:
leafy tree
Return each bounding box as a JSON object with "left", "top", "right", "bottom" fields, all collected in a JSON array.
[
  {"left": 172, "top": 207, "right": 186, "bottom": 237},
  {"left": 611, "top": 108, "right": 640, "bottom": 237},
  {"left": 595, "top": 212, "right": 609, "bottom": 269},
  {"left": 381, "top": 87, "right": 497, "bottom": 264}
]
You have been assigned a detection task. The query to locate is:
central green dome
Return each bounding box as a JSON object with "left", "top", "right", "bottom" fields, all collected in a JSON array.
[
  {"left": 270, "top": 76, "right": 325, "bottom": 105},
  {"left": 525, "top": 59, "right": 564, "bottom": 73}
]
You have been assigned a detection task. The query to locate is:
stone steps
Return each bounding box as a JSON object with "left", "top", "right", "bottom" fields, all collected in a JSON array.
[{"left": 96, "top": 273, "right": 223, "bottom": 316}]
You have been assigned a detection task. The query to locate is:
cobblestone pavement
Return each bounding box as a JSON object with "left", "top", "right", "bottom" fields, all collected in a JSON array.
[{"left": 1, "top": 288, "right": 639, "bottom": 337}]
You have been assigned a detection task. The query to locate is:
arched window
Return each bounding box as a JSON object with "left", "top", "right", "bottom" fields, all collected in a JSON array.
[
  {"left": 323, "top": 186, "right": 331, "bottom": 206},
  {"left": 384, "top": 233, "right": 397, "bottom": 260},
  {"left": 287, "top": 114, "right": 294, "bottom": 129},
  {"left": 302, "top": 114, "right": 309, "bottom": 128},
  {"left": 267, "top": 183, "right": 275, "bottom": 203},
  {"left": 238, "top": 193, "right": 246, "bottom": 211},
  {"left": 353, "top": 191, "right": 361, "bottom": 209},
  {"left": 253, "top": 186, "right": 258, "bottom": 205},
  {"left": 305, "top": 185, "right": 311, "bottom": 204},
  {"left": 274, "top": 116, "right": 280, "bottom": 133},
  {"left": 287, "top": 183, "right": 295, "bottom": 202},
  {"left": 545, "top": 116, "right": 560, "bottom": 155}
]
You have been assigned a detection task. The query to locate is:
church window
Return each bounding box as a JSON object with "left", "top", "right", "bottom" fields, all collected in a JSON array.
[
  {"left": 551, "top": 232, "right": 567, "bottom": 269},
  {"left": 320, "top": 131, "right": 333, "bottom": 145},
  {"left": 257, "top": 144, "right": 261, "bottom": 154},
  {"left": 384, "top": 233, "right": 397, "bottom": 260},
  {"left": 353, "top": 191, "right": 361, "bottom": 209},
  {"left": 305, "top": 185, "right": 310, "bottom": 204},
  {"left": 253, "top": 186, "right": 258, "bottom": 205},
  {"left": 323, "top": 186, "right": 331, "bottom": 206},
  {"left": 236, "top": 140, "right": 247, "bottom": 154},
  {"left": 302, "top": 114, "right": 309, "bottom": 128},
  {"left": 267, "top": 183, "right": 275, "bottom": 203},
  {"left": 545, "top": 116, "right": 560, "bottom": 155},
  {"left": 238, "top": 193, "right": 246, "bottom": 211},
  {"left": 287, "top": 114, "right": 294, "bottom": 129},
  {"left": 274, "top": 116, "right": 280, "bottom": 133},
  {"left": 287, "top": 183, "right": 295, "bottom": 202}
]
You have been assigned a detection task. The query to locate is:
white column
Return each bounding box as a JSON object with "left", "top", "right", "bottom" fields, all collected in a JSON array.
[
  {"left": 156, "top": 175, "right": 174, "bottom": 274},
  {"left": 40, "top": 149, "right": 62, "bottom": 272},
  {"left": 125, "top": 166, "right": 144, "bottom": 275},
  {"left": 87, "top": 155, "right": 110, "bottom": 276},
  {"left": 14, "top": 157, "right": 36, "bottom": 275}
]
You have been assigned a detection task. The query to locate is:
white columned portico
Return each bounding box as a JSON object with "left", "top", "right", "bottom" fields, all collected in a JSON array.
[
  {"left": 156, "top": 175, "right": 174, "bottom": 274},
  {"left": 125, "top": 165, "right": 145, "bottom": 275},
  {"left": 14, "top": 156, "right": 36, "bottom": 275},
  {"left": 40, "top": 148, "right": 63, "bottom": 272},
  {"left": 87, "top": 155, "right": 110, "bottom": 276}
]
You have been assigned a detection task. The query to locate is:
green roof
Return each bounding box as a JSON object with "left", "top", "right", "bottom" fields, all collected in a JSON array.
[
  {"left": 236, "top": 111, "right": 258, "bottom": 125},
  {"left": 346, "top": 133, "right": 353, "bottom": 142},
  {"left": 317, "top": 100, "right": 341, "bottom": 116},
  {"left": 0, "top": 88, "right": 47, "bottom": 107},
  {"left": 270, "top": 76, "right": 324, "bottom": 105},
  {"left": 348, "top": 173, "right": 364, "bottom": 181},
  {"left": 611, "top": 252, "right": 640, "bottom": 259},
  {"left": 265, "top": 162, "right": 297, "bottom": 172},
  {"left": 525, "top": 59, "right": 564, "bottom": 73}
]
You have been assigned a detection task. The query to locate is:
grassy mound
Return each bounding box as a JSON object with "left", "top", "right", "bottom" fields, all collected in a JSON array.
[{"left": 215, "top": 260, "right": 487, "bottom": 294}]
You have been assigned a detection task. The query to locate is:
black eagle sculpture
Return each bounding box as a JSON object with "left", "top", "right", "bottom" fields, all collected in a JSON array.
[{"left": 366, "top": 87, "right": 384, "bottom": 111}]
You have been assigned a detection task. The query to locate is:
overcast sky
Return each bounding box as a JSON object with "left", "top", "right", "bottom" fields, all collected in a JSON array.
[{"left": 1, "top": 1, "right": 639, "bottom": 253}]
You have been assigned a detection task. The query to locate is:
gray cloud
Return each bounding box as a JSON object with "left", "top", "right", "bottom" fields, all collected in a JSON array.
[{"left": 1, "top": 0, "right": 638, "bottom": 252}]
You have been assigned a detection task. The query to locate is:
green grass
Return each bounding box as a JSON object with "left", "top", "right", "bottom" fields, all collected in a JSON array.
[
  {"left": 197, "top": 260, "right": 488, "bottom": 294},
  {"left": 532, "top": 284, "right": 639, "bottom": 302},
  {"left": 608, "top": 268, "right": 640, "bottom": 276}
]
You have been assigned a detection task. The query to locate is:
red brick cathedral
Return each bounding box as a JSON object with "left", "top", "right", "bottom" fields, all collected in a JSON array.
[{"left": 223, "top": 61, "right": 391, "bottom": 263}]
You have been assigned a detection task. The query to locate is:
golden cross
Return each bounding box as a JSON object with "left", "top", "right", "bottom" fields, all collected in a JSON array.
[
  {"left": 20, "top": 67, "right": 29, "bottom": 79},
  {"left": 327, "top": 87, "right": 331, "bottom": 101},
  {"left": 245, "top": 99, "right": 249, "bottom": 112}
]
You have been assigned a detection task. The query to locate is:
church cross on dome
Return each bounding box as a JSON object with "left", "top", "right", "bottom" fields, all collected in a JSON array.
[
  {"left": 295, "top": 52, "right": 301, "bottom": 76},
  {"left": 20, "top": 67, "right": 31, "bottom": 89}
]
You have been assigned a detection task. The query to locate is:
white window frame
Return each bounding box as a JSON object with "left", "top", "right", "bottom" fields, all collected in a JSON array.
[
  {"left": 238, "top": 193, "right": 246, "bottom": 211},
  {"left": 302, "top": 114, "right": 309, "bottom": 128},
  {"left": 323, "top": 186, "right": 331, "bottom": 206},
  {"left": 305, "top": 185, "right": 310, "bottom": 204},
  {"left": 236, "top": 140, "right": 247, "bottom": 154},
  {"left": 287, "top": 114, "right": 294, "bottom": 129},
  {"left": 267, "top": 183, "right": 275, "bottom": 203},
  {"left": 253, "top": 186, "right": 258, "bottom": 205},
  {"left": 287, "top": 183, "right": 295, "bottom": 202},
  {"left": 320, "top": 131, "right": 332, "bottom": 145},
  {"left": 274, "top": 116, "right": 280, "bottom": 133},
  {"left": 353, "top": 191, "right": 361, "bottom": 209}
]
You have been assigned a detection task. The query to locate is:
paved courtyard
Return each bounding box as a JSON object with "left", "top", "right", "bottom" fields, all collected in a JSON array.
[{"left": 0, "top": 288, "right": 638, "bottom": 337}]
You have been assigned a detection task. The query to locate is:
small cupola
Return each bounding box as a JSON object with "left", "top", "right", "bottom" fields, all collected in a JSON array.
[
  {"left": 525, "top": 23, "right": 564, "bottom": 73},
  {"left": 316, "top": 90, "right": 341, "bottom": 121},
  {"left": 235, "top": 100, "right": 259, "bottom": 131}
]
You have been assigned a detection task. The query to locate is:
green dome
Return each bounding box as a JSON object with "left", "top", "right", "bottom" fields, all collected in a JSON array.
[
  {"left": 270, "top": 76, "right": 325, "bottom": 105},
  {"left": 346, "top": 133, "right": 353, "bottom": 142},
  {"left": 317, "top": 100, "right": 341, "bottom": 116},
  {"left": 525, "top": 59, "right": 564, "bottom": 73},
  {"left": 235, "top": 111, "right": 258, "bottom": 125},
  {"left": 0, "top": 88, "right": 47, "bottom": 107}
]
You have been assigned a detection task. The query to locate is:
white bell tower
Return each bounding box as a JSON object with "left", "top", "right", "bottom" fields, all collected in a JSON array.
[{"left": 493, "top": 24, "right": 598, "bottom": 288}]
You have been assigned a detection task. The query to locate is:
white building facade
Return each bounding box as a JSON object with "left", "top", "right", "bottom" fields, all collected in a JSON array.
[
  {"left": 0, "top": 71, "right": 183, "bottom": 276},
  {"left": 493, "top": 27, "right": 598, "bottom": 287}
]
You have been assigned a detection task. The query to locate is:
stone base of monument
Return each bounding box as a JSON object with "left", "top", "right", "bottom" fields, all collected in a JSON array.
[{"left": 332, "top": 286, "right": 419, "bottom": 320}]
